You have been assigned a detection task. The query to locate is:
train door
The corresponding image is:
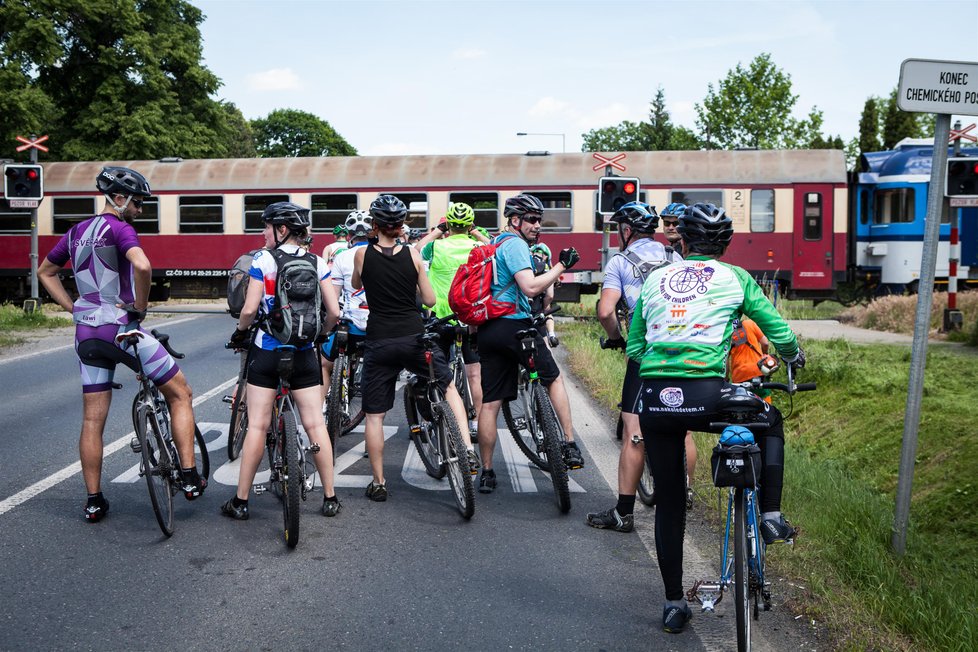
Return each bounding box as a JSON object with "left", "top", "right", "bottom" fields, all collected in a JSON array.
[{"left": 792, "top": 185, "right": 834, "bottom": 290}]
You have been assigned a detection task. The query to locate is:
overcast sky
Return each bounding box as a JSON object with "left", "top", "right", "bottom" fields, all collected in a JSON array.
[{"left": 192, "top": 0, "right": 978, "bottom": 155}]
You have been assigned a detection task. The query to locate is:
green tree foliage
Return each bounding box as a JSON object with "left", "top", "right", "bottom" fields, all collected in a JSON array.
[
  {"left": 251, "top": 109, "right": 357, "bottom": 157},
  {"left": 0, "top": 0, "right": 245, "bottom": 161},
  {"left": 220, "top": 102, "right": 257, "bottom": 158},
  {"left": 695, "top": 53, "right": 825, "bottom": 149},
  {"left": 580, "top": 120, "right": 649, "bottom": 151},
  {"left": 881, "top": 87, "right": 925, "bottom": 150},
  {"left": 858, "top": 97, "right": 882, "bottom": 155},
  {"left": 581, "top": 87, "right": 699, "bottom": 152}
]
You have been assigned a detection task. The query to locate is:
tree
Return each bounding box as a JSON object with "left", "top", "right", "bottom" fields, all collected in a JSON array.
[
  {"left": 646, "top": 87, "right": 673, "bottom": 151},
  {"left": 220, "top": 102, "right": 257, "bottom": 158},
  {"left": 0, "top": 0, "right": 239, "bottom": 160},
  {"left": 881, "top": 87, "right": 924, "bottom": 150},
  {"left": 251, "top": 109, "right": 357, "bottom": 157},
  {"left": 581, "top": 87, "right": 699, "bottom": 152},
  {"left": 858, "top": 97, "right": 882, "bottom": 155},
  {"left": 694, "top": 53, "right": 825, "bottom": 149},
  {"left": 668, "top": 126, "right": 702, "bottom": 150},
  {"left": 581, "top": 120, "right": 650, "bottom": 151}
]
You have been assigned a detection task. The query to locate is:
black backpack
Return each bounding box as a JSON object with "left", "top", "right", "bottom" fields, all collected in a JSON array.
[{"left": 265, "top": 247, "right": 323, "bottom": 347}]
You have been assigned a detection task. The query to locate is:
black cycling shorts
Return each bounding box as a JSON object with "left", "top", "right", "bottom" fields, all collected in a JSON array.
[
  {"left": 247, "top": 346, "right": 322, "bottom": 391},
  {"left": 620, "top": 357, "right": 643, "bottom": 415},
  {"left": 361, "top": 334, "right": 452, "bottom": 414},
  {"left": 477, "top": 317, "right": 560, "bottom": 404}
]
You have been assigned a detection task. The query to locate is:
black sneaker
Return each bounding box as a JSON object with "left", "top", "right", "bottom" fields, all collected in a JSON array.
[
  {"left": 662, "top": 603, "right": 692, "bottom": 633},
  {"left": 466, "top": 449, "right": 481, "bottom": 475},
  {"left": 84, "top": 495, "right": 109, "bottom": 523},
  {"left": 562, "top": 441, "right": 585, "bottom": 469},
  {"left": 585, "top": 507, "right": 634, "bottom": 533},
  {"left": 478, "top": 470, "right": 497, "bottom": 494},
  {"left": 181, "top": 469, "right": 207, "bottom": 501},
  {"left": 365, "top": 481, "right": 388, "bottom": 502},
  {"left": 761, "top": 514, "right": 798, "bottom": 545},
  {"left": 220, "top": 498, "right": 249, "bottom": 521},
  {"left": 322, "top": 496, "right": 342, "bottom": 517}
]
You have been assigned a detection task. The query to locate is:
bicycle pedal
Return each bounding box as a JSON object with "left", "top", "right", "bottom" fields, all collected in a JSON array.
[
  {"left": 253, "top": 484, "right": 268, "bottom": 495},
  {"left": 308, "top": 444, "right": 321, "bottom": 454},
  {"left": 129, "top": 437, "right": 141, "bottom": 453},
  {"left": 222, "top": 395, "right": 234, "bottom": 404},
  {"left": 513, "top": 418, "right": 527, "bottom": 429},
  {"left": 304, "top": 478, "right": 314, "bottom": 492}
]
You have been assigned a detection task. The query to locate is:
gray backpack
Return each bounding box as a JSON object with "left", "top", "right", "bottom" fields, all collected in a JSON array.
[
  {"left": 227, "top": 249, "right": 259, "bottom": 318},
  {"left": 265, "top": 248, "right": 322, "bottom": 347},
  {"left": 615, "top": 246, "right": 680, "bottom": 323}
]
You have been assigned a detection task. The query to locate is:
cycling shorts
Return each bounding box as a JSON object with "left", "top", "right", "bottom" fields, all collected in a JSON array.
[
  {"left": 75, "top": 323, "right": 179, "bottom": 394},
  {"left": 246, "top": 346, "right": 322, "bottom": 391},
  {"left": 477, "top": 317, "right": 559, "bottom": 404},
  {"left": 620, "top": 358, "right": 642, "bottom": 415},
  {"left": 361, "top": 334, "right": 451, "bottom": 414}
]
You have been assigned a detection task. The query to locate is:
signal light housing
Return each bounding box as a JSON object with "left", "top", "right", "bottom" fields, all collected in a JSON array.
[
  {"left": 598, "top": 176, "right": 640, "bottom": 214},
  {"left": 3, "top": 164, "right": 44, "bottom": 202},
  {"left": 946, "top": 157, "right": 978, "bottom": 198}
]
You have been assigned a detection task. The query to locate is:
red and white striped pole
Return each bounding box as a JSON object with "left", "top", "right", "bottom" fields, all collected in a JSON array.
[{"left": 949, "top": 220, "right": 959, "bottom": 311}]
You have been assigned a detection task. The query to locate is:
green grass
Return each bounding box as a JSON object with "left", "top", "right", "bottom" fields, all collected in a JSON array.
[
  {"left": 0, "top": 303, "right": 73, "bottom": 348},
  {"left": 775, "top": 298, "right": 846, "bottom": 320},
  {"left": 559, "top": 320, "right": 978, "bottom": 652}
]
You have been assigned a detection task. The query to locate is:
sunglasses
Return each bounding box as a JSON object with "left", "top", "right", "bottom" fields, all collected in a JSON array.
[
  {"left": 661, "top": 220, "right": 679, "bottom": 226},
  {"left": 521, "top": 215, "right": 542, "bottom": 224}
]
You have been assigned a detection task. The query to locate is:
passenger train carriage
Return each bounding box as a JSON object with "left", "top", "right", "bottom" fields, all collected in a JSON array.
[{"left": 0, "top": 150, "right": 852, "bottom": 303}]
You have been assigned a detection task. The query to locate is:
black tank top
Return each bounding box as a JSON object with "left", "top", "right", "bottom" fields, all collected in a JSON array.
[{"left": 361, "top": 244, "right": 424, "bottom": 340}]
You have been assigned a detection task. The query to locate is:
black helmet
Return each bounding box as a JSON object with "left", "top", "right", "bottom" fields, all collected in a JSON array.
[
  {"left": 611, "top": 201, "right": 658, "bottom": 233},
  {"left": 678, "top": 203, "right": 733, "bottom": 254},
  {"left": 96, "top": 167, "right": 152, "bottom": 197},
  {"left": 261, "top": 201, "right": 311, "bottom": 228},
  {"left": 504, "top": 194, "right": 545, "bottom": 219},
  {"left": 369, "top": 194, "right": 408, "bottom": 227}
]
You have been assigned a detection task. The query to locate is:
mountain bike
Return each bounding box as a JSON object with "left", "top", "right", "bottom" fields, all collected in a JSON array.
[
  {"left": 403, "top": 315, "right": 475, "bottom": 519},
  {"left": 115, "top": 328, "right": 210, "bottom": 537},
  {"left": 445, "top": 322, "right": 477, "bottom": 427},
  {"left": 324, "top": 319, "right": 365, "bottom": 452},
  {"left": 225, "top": 334, "right": 251, "bottom": 461},
  {"left": 687, "top": 364, "right": 815, "bottom": 652}
]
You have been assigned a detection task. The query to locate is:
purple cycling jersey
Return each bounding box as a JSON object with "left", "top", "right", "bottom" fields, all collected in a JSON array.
[{"left": 46, "top": 213, "right": 141, "bottom": 327}]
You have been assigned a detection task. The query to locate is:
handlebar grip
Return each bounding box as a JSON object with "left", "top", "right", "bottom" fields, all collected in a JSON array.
[
  {"left": 544, "top": 305, "right": 562, "bottom": 316},
  {"left": 795, "top": 383, "right": 817, "bottom": 391},
  {"left": 151, "top": 329, "right": 185, "bottom": 359}
]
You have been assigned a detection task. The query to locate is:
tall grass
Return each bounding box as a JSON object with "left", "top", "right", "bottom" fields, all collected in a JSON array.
[
  {"left": 0, "top": 303, "right": 73, "bottom": 348},
  {"left": 840, "top": 292, "right": 978, "bottom": 342}
]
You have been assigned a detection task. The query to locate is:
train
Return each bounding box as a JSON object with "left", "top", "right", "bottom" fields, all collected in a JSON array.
[{"left": 1, "top": 146, "right": 974, "bottom": 304}]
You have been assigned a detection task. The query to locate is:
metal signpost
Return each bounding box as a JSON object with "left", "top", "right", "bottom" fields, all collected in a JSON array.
[{"left": 892, "top": 59, "right": 978, "bottom": 555}]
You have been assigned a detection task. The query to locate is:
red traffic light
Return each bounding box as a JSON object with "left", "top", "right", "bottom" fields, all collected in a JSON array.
[
  {"left": 26, "top": 169, "right": 38, "bottom": 181},
  {"left": 623, "top": 181, "right": 636, "bottom": 195}
]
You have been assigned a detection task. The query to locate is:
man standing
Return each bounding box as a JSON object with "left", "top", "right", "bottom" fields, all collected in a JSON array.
[{"left": 38, "top": 167, "right": 204, "bottom": 522}]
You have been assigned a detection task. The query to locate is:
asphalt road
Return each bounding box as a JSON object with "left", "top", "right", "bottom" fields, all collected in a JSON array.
[{"left": 0, "top": 313, "right": 817, "bottom": 651}]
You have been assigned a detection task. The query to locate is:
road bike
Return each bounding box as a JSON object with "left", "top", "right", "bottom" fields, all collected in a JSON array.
[
  {"left": 403, "top": 315, "right": 475, "bottom": 519},
  {"left": 687, "top": 364, "right": 815, "bottom": 652},
  {"left": 225, "top": 334, "right": 250, "bottom": 461},
  {"left": 444, "top": 322, "right": 477, "bottom": 429},
  {"left": 324, "top": 319, "right": 365, "bottom": 452},
  {"left": 113, "top": 328, "right": 210, "bottom": 537}
]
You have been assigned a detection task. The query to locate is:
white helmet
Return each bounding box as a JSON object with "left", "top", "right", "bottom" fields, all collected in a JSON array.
[{"left": 344, "top": 210, "right": 372, "bottom": 237}]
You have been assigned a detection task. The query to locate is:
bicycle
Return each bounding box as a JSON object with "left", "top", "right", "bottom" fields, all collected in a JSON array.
[
  {"left": 324, "top": 318, "right": 365, "bottom": 452},
  {"left": 113, "top": 328, "right": 210, "bottom": 537},
  {"left": 497, "top": 306, "right": 571, "bottom": 513},
  {"left": 445, "top": 322, "right": 477, "bottom": 428},
  {"left": 225, "top": 332, "right": 251, "bottom": 461},
  {"left": 403, "top": 314, "right": 475, "bottom": 519},
  {"left": 687, "top": 364, "right": 815, "bottom": 652}
]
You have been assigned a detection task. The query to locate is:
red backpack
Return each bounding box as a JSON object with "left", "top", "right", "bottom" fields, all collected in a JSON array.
[{"left": 448, "top": 235, "right": 519, "bottom": 326}]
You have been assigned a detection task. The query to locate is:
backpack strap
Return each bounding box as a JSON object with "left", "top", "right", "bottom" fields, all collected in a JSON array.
[{"left": 490, "top": 234, "right": 520, "bottom": 298}]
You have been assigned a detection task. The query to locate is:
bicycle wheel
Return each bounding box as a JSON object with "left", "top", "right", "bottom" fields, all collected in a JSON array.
[
  {"left": 454, "top": 355, "right": 476, "bottom": 422},
  {"left": 194, "top": 425, "right": 210, "bottom": 481},
  {"left": 733, "top": 488, "right": 752, "bottom": 652},
  {"left": 341, "top": 353, "right": 365, "bottom": 435},
  {"left": 637, "top": 460, "right": 656, "bottom": 506},
  {"left": 326, "top": 354, "right": 346, "bottom": 451},
  {"left": 227, "top": 368, "right": 248, "bottom": 461},
  {"left": 502, "top": 378, "right": 549, "bottom": 472},
  {"left": 404, "top": 382, "right": 446, "bottom": 479},
  {"left": 281, "top": 409, "right": 302, "bottom": 549},
  {"left": 535, "top": 385, "right": 570, "bottom": 513},
  {"left": 135, "top": 396, "right": 174, "bottom": 537},
  {"left": 438, "top": 403, "right": 475, "bottom": 519}
]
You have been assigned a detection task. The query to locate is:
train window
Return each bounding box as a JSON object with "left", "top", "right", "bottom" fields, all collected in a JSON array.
[
  {"left": 670, "top": 189, "right": 722, "bottom": 206},
  {"left": 53, "top": 198, "right": 97, "bottom": 235},
  {"left": 179, "top": 196, "right": 224, "bottom": 233},
  {"left": 524, "top": 191, "right": 572, "bottom": 232},
  {"left": 132, "top": 198, "right": 159, "bottom": 234},
  {"left": 244, "top": 194, "right": 290, "bottom": 232},
  {"left": 803, "top": 193, "right": 822, "bottom": 240},
  {"left": 310, "top": 194, "right": 357, "bottom": 231},
  {"left": 873, "top": 188, "right": 914, "bottom": 224},
  {"left": 0, "top": 205, "right": 30, "bottom": 233},
  {"left": 859, "top": 189, "right": 871, "bottom": 225},
  {"left": 449, "top": 192, "right": 497, "bottom": 231},
  {"left": 749, "top": 189, "right": 775, "bottom": 233}
]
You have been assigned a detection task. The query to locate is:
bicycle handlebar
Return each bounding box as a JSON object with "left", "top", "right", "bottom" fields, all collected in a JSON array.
[{"left": 150, "top": 329, "right": 185, "bottom": 360}]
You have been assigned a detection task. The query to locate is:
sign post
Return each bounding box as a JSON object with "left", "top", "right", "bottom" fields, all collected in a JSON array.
[{"left": 891, "top": 59, "right": 978, "bottom": 555}]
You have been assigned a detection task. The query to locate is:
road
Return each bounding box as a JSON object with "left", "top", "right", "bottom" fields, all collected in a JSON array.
[{"left": 0, "top": 313, "right": 817, "bottom": 651}]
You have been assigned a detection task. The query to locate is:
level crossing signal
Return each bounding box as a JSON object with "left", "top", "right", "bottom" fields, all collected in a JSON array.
[
  {"left": 598, "top": 176, "right": 640, "bottom": 213},
  {"left": 946, "top": 157, "right": 978, "bottom": 198},
  {"left": 4, "top": 164, "right": 44, "bottom": 201}
]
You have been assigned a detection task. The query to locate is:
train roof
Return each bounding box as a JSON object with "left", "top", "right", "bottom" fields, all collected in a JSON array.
[
  {"left": 37, "top": 150, "right": 847, "bottom": 193},
  {"left": 861, "top": 145, "right": 978, "bottom": 180}
]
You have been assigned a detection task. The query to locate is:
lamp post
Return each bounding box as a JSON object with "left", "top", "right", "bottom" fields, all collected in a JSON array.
[{"left": 516, "top": 132, "right": 566, "bottom": 153}]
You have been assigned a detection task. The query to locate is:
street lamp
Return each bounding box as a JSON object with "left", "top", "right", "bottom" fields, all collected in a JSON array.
[{"left": 516, "top": 132, "right": 566, "bottom": 153}]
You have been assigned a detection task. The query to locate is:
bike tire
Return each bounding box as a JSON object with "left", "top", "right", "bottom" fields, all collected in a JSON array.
[
  {"left": 281, "top": 409, "right": 302, "bottom": 549},
  {"left": 326, "top": 354, "right": 346, "bottom": 452},
  {"left": 136, "top": 396, "right": 174, "bottom": 537},
  {"left": 454, "top": 356, "right": 476, "bottom": 422},
  {"left": 404, "top": 382, "right": 446, "bottom": 479},
  {"left": 535, "top": 386, "right": 571, "bottom": 513},
  {"left": 438, "top": 403, "right": 475, "bottom": 519},
  {"left": 637, "top": 461, "right": 656, "bottom": 507},
  {"left": 734, "top": 488, "right": 752, "bottom": 652},
  {"left": 227, "top": 367, "right": 248, "bottom": 461},
  {"left": 341, "top": 353, "right": 365, "bottom": 435},
  {"left": 194, "top": 425, "right": 210, "bottom": 481},
  {"left": 502, "top": 382, "right": 549, "bottom": 472}
]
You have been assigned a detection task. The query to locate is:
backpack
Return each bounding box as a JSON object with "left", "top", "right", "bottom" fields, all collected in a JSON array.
[
  {"left": 614, "top": 246, "right": 678, "bottom": 323},
  {"left": 448, "top": 235, "right": 519, "bottom": 326},
  {"left": 227, "top": 249, "right": 258, "bottom": 318},
  {"left": 265, "top": 247, "right": 323, "bottom": 346}
]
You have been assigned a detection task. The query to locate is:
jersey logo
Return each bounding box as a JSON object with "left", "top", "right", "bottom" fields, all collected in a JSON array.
[
  {"left": 660, "top": 387, "right": 685, "bottom": 408},
  {"left": 660, "top": 264, "right": 716, "bottom": 303}
]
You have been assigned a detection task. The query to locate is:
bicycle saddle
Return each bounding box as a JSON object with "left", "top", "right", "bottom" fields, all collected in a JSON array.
[
  {"left": 716, "top": 386, "right": 767, "bottom": 418},
  {"left": 514, "top": 329, "right": 537, "bottom": 341}
]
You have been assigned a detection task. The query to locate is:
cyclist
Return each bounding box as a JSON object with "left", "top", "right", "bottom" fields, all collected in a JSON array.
[
  {"left": 475, "top": 194, "right": 584, "bottom": 494},
  {"left": 529, "top": 243, "right": 559, "bottom": 347},
  {"left": 415, "top": 202, "right": 490, "bottom": 436},
  {"left": 321, "top": 210, "right": 372, "bottom": 398},
  {"left": 659, "top": 202, "right": 685, "bottom": 249},
  {"left": 588, "top": 202, "right": 686, "bottom": 533},
  {"left": 38, "top": 166, "right": 206, "bottom": 522},
  {"left": 322, "top": 223, "right": 349, "bottom": 267},
  {"left": 223, "top": 202, "right": 341, "bottom": 520},
  {"left": 351, "top": 195, "right": 479, "bottom": 502},
  {"left": 625, "top": 202, "right": 804, "bottom": 634}
]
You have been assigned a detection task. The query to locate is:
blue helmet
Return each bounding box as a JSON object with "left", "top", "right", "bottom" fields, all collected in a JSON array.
[{"left": 660, "top": 202, "right": 686, "bottom": 218}]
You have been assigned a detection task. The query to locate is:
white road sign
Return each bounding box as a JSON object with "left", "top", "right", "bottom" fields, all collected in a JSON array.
[{"left": 898, "top": 58, "right": 978, "bottom": 115}]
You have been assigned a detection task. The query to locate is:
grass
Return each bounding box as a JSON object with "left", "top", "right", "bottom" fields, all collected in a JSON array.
[
  {"left": 0, "top": 302, "right": 72, "bottom": 348},
  {"left": 840, "top": 292, "right": 978, "bottom": 343},
  {"left": 559, "top": 318, "right": 978, "bottom": 652}
]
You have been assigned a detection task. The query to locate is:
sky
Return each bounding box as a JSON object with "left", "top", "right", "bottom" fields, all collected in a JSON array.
[{"left": 192, "top": 0, "right": 978, "bottom": 156}]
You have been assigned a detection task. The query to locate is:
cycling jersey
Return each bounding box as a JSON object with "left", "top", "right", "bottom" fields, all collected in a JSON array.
[
  {"left": 323, "top": 240, "right": 348, "bottom": 266},
  {"left": 489, "top": 233, "right": 532, "bottom": 320},
  {"left": 248, "top": 244, "right": 330, "bottom": 351},
  {"left": 422, "top": 234, "right": 481, "bottom": 319},
  {"left": 626, "top": 256, "right": 798, "bottom": 378},
  {"left": 330, "top": 241, "right": 369, "bottom": 333},
  {"left": 46, "top": 213, "right": 141, "bottom": 327},
  {"left": 602, "top": 238, "right": 681, "bottom": 318}
]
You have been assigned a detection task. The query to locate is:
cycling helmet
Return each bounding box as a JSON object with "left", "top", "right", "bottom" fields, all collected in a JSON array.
[
  {"left": 261, "top": 201, "right": 311, "bottom": 228},
  {"left": 369, "top": 194, "right": 408, "bottom": 227},
  {"left": 333, "top": 223, "right": 349, "bottom": 237},
  {"left": 610, "top": 201, "right": 659, "bottom": 233},
  {"left": 344, "top": 210, "right": 372, "bottom": 237},
  {"left": 660, "top": 202, "right": 686, "bottom": 218},
  {"left": 530, "top": 242, "right": 552, "bottom": 261},
  {"left": 445, "top": 202, "right": 475, "bottom": 227},
  {"left": 408, "top": 228, "right": 426, "bottom": 241},
  {"left": 503, "top": 194, "right": 545, "bottom": 219},
  {"left": 678, "top": 202, "right": 733, "bottom": 254},
  {"left": 96, "top": 167, "right": 152, "bottom": 197}
]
